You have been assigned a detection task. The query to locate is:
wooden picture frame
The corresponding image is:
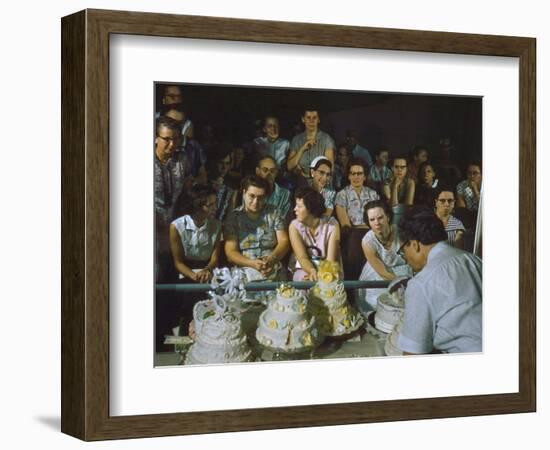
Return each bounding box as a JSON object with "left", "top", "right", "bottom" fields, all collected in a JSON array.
[{"left": 61, "top": 9, "right": 536, "bottom": 441}]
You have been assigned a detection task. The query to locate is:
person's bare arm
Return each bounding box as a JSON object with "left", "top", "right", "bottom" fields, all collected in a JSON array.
[
  {"left": 456, "top": 193, "right": 466, "bottom": 209},
  {"left": 326, "top": 222, "right": 341, "bottom": 262},
  {"left": 195, "top": 232, "right": 222, "bottom": 283},
  {"left": 286, "top": 138, "right": 317, "bottom": 171},
  {"left": 335, "top": 205, "right": 351, "bottom": 228},
  {"left": 362, "top": 241, "right": 396, "bottom": 280},
  {"left": 169, "top": 224, "right": 198, "bottom": 281},
  {"left": 289, "top": 225, "right": 317, "bottom": 280},
  {"left": 405, "top": 178, "right": 416, "bottom": 206},
  {"left": 324, "top": 146, "right": 335, "bottom": 167}
]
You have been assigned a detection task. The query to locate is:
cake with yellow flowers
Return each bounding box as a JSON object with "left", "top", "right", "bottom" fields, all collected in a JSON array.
[
  {"left": 256, "top": 284, "right": 323, "bottom": 353},
  {"left": 186, "top": 294, "right": 254, "bottom": 365},
  {"left": 308, "top": 260, "right": 364, "bottom": 336}
]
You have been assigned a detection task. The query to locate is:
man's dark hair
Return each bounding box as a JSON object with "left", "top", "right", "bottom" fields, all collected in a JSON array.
[
  {"left": 241, "top": 174, "right": 270, "bottom": 194},
  {"left": 363, "top": 199, "right": 393, "bottom": 225},
  {"left": 398, "top": 206, "right": 448, "bottom": 245},
  {"left": 256, "top": 154, "right": 277, "bottom": 169},
  {"left": 295, "top": 186, "right": 326, "bottom": 218},
  {"left": 156, "top": 116, "right": 180, "bottom": 135},
  {"left": 374, "top": 145, "right": 390, "bottom": 158}
]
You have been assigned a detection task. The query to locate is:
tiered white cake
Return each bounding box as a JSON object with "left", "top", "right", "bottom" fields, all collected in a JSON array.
[
  {"left": 185, "top": 294, "right": 254, "bottom": 365},
  {"left": 256, "top": 284, "right": 322, "bottom": 353},
  {"left": 384, "top": 320, "right": 404, "bottom": 356},
  {"left": 374, "top": 276, "right": 408, "bottom": 334},
  {"left": 308, "top": 261, "right": 363, "bottom": 336}
]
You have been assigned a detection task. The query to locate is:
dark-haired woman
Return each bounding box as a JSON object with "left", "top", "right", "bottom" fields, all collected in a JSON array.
[
  {"left": 356, "top": 200, "right": 412, "bottom": 314},
  {"left": 434, "top": 188, "right": 465, "bottom": 249},
  {"left": 414, "top": 161, "right": 439, "bottom": 207},
  {"left": 169, "top": 185, "right": 222, "bottom": 283},
  {"left": 288, "top": 187, "right": 342, "bottom": 281}
]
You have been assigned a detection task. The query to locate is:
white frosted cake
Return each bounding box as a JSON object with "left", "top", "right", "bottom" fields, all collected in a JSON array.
[
  {"left": 185, "top": 294, "right": 254, "bottom": 365},
  {"left": 308, "top": 261, "right": 364, "bottom": 336},
  {"left": 384, "top": 319, "right": 404, "bottom": 356},
  {"left": 256, "top": 284, "right": 322, "bottom": 353},
  {"left": 374, "top": 276, "right": 408, "bottom": 334}
]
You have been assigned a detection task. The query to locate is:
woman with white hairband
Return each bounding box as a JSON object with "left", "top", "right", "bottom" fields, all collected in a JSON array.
[{"left": 308, "top": 156, "right": 336, "bottom": 217}]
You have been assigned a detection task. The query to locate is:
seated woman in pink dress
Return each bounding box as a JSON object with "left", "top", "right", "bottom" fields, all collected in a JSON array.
[{"left": 288, "top": 186, "right": 342, "bottom": 281}]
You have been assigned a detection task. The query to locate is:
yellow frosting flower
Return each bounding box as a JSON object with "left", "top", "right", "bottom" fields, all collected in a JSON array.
[
  {"left": 303, "top": 333, "right": 313, "bottom": 346},
  {"left": 268, "top": 320, "right": 278, "bottom": 329},
  {"left": 298, "top": 303, "right": 306, "bottom": 313},
  {"left": 320, "top": 272, "right": 334, "bottom": 283},
  {"left": 325, "top": 288, "right": 335, "bottom": 298},
  {"left": 343, "top": 319, "right": 351, "bottom": 328},
  {"left": 278, "top": 283, "right": 294, "bottom": 298},
  {"left": 317, "top": 260, "right": 341, "bottom": 281}
]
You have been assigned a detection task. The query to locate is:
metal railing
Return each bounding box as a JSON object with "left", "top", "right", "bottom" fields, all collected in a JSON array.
[{"left": 156, "top": 280, "right": 390, "bottom": 293}]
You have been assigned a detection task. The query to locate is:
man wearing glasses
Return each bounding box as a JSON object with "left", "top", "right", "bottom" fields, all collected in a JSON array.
[
  {"left": 255, "top": 155, "right": 292, "bottom": 223},
  {"left": 395, "top": 207, "right": 482, "bottom": 354},
  {"left": 154, "top": 116, "right": 188, "bottom": 281}
]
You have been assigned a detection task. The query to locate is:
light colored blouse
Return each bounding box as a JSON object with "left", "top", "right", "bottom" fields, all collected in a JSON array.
[{"left": 171, "top": 215, "right": 221, "bottom": 261}]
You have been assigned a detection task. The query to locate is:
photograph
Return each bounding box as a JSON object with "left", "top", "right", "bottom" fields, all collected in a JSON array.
[{"left": 153, "top": 82, "right": 483, "bottom": 366}]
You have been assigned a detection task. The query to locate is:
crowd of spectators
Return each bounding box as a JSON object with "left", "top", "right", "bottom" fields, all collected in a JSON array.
[{"left": 154, "top": 85, "right": 482, "bottom": 342}]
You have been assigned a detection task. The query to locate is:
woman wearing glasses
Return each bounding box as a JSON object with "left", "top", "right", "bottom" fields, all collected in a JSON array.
[
  {"left": 383, "top": 157, "right": 416, "bottom": 206},
  {"left": 288, "top": 187, "right": 342, "bottom": 281},
  {"left": 434, "top": 186, "right": 465, "bottom": 249},
  {"left": 335, "top": 158, "right": 380, "bottom": 280},
  {"left": 356, "top": 200, "right": 412, "bottom": 314},
  {"left": 309, "top": 156, "right": 336, "bottom": 217}
]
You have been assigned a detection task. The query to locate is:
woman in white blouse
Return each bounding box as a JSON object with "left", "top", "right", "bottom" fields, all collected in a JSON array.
[{"left": 169, "top": 185, "right": 222, "bottom": 283}]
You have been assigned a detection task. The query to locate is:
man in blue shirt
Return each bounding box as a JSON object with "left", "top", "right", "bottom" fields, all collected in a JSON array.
[{"left": 396, "top": 207, "right": 482, "bottom": 354}]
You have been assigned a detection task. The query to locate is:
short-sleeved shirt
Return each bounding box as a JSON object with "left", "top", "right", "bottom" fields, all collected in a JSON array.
[
  {"left": 335, "top": 185, "right": 380, "bottom": 226},
  {"left": 171, "top": 215, "right": 221, "bottom": 261},
  {"left": 456, "top": 180, "right": 480, "bottom": 212},
  {"left": 253, "top": 136, "right": 290, "bottom": 170},
  {"left": 444, "top": 215, "right": 466, "bottom": 246},
  {"left": 289, "top": 130, "right": 335, "bottom": 176},
  {"left": 307, "top": 179, "right": 336, "bottom": 211},
  {"left": 369, "top": 164, "right": 392, "bottom": 185},
  {"left": 288, "top": 216, "right": 342, "bottom": 273},
  {"left": 396, "top": 242, "right": 482, "bottom": 354},
  {"left": 266, "top": 182, "right": 292, "bottom": 220},
  {"left": 154, "top": 152, "right": 187, "bottom": 227},
  {"left": 223, "top": 204, "right": 285, "bottom": 261}
]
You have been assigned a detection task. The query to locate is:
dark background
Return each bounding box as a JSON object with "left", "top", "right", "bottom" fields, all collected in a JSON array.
[{"left": 155, "top": 82, "right": 482, "bottom": 168}]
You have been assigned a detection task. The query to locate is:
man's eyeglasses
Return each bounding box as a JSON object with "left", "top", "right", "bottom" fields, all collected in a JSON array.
[
  {"left": 349, "top": 171, "right": 364, "bottom": 176},
  {"left": 397, "top": 240, "right": 409, "bottom": 258},
  {"left": 157, "top": 135, "right": 177, "bottom": 143},
  {"left": 437, "top": 198, "right": 455, "bottom": 204}
]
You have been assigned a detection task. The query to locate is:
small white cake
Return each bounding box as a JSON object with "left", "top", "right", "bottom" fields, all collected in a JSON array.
[
  {"left": 374, "top": 276, "right": 408, "bottom": 334},
  {"left": 308, "top": 261, "right": 364, "bottom": 336},
  {"left": 186, "top": 295, "right": 254, "bottom": 365},
  {"left": 256, "top": 284, "right": 322, "bottom": 353},
  {"left": 384, "top": 319, "right": 404, "bottom": 356}
]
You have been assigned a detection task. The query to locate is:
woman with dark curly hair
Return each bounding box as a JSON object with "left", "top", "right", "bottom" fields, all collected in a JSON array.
[{"left": 288, "top": 186, "right": 342, "bottom": 281}]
